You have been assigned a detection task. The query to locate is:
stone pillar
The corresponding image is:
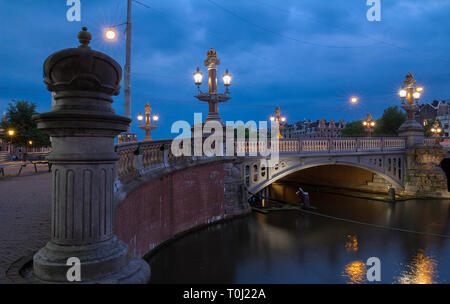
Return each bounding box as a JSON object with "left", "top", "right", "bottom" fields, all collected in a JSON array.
[
  {"left": 403, "top": 146, "right": 450, "bottom": 198},
  {"left": 32, "top": 28, "right": 150, "bottom": 283}
]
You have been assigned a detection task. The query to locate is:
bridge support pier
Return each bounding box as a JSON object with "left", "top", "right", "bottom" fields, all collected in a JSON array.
[
  {"left": 404, "top": 146, "right": 450, "bottom": 197},
  {"left": 31, "top": 28, "right": 150, "bottom": 283}
]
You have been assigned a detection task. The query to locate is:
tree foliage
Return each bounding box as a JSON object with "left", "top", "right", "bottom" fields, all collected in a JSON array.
[
  {"left": 1, "top": 100, "right": 51, "bottom": 147},
  {"left": 341, "top": 120, "right": 366, "bottom": 137},
  {"left": 373, "top": 106, "right": 405, "bottom": 136}
]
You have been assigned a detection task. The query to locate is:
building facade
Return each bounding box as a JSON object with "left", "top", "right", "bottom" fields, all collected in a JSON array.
[
  {"left": 281, "top": 119, "right": 345, "bottom": 139},
  {"left": 415, "top": 100, "right": 450, "bottom": 137}
]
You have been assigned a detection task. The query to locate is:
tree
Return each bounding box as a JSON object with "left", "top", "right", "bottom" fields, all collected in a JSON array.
[
  {"left": 373, "top": 106, "right": 405, "bottom": 136},
  {"left": 341, "top": 120, "right": 366, "bottom": 137},
  {"left": 1, "top": 100, "right": 51, "bottom": 147}
]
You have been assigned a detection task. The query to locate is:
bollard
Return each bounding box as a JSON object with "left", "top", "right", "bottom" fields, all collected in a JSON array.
[
  {"left": 31, "top": 28, "right": 150, "bottom": 283},
  {"left": 388, "top": 185, "right": 396, "bottom": 201}
]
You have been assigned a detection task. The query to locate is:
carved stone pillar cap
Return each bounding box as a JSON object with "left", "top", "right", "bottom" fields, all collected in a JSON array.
[{"left": 43, "top": 27, "right": 122, "bottom": 96}]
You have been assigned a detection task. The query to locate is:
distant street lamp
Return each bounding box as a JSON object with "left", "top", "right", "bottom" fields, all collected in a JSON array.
[
  {"left": 193, "top": 48, "right": 231, "bottom": 124},
  {"left": 270, "top": 106, "right": 287, "bottom": 139},
  {"left": 137, "top": 103, "right": 159, "bottom": 141},
  {"left": 430, "top": 120, "right": 442, "bottom": 143},
  {"left": 362, "top": 113, "right": 376, "bottom": 137},
  {"left": 28, "top": 140, "right": 33, "bottom": 146},
  {"left": 350, "top": 96, "right": 358, "bottom": 104},
  {"left": 7, "top": 129, "right": 14, "bottom": 154}
]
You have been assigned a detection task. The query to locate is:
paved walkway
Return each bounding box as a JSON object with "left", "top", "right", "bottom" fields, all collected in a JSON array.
[{"left": 0, "top": 165, "right": 51, "bottom": 283}]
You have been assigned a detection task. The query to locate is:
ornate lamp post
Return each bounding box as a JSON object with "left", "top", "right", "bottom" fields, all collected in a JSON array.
[
  {"left": 193, "top": 48, "right": 231, "bottom": 124},
  {"left": 137, "top": 103, "right": 159, "bottom": 141},
  {"left": 398, "top": 73, "right": 425, "bottom": 147},
  {"left": 362, "top": 113, "right": 376, "bottom": 137},
  {"left": 430, "top": 120, "right": 442, "bottom": 144},
  {"left": 270, "top": 106, "right": 286, "bottom": 139}
]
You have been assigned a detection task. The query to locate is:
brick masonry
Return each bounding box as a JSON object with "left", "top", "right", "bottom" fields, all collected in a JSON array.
[{"left": 114, "top": 161, "right": 250, "bottom": 258}]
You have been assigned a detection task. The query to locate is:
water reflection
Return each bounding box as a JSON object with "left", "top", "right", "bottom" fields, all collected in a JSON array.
[
  {"left": 148, "top": 184, "right": 450, "bottom": 284},
  {"left": 345, "top": 235, "right": 359, "bottom": 252},
  {"left": 342, "top": 260, "right": 367, "bottom": 284},
  {"left": 396, "top": 250, "right": 439, "bottom": 284}
]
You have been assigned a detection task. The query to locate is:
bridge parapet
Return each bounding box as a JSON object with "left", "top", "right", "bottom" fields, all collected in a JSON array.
[{"left": 236, "top": 137, "right": 406, "bottom": 155}]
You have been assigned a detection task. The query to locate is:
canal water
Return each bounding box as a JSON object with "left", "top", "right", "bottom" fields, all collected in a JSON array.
[{"left": 147, "top": 184, "right": 450, "bottom": 284}]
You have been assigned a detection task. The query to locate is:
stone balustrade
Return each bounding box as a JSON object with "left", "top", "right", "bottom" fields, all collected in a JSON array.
[{"left": 115, "top": 137, "right": 407, "bottom": 181}]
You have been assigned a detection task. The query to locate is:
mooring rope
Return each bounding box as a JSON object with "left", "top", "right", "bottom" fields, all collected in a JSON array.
[{"left": 257, "top": 196, "right": 450, "bottom": 239}]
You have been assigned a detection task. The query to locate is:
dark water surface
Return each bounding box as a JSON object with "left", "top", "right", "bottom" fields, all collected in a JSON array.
[{"left": 147, "top": 186, "right": 450, "bottom": 284}]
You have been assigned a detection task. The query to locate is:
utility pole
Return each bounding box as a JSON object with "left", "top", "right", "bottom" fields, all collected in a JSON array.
[{"left": 124, "top": 0, "right": 132, "bottom": 132}]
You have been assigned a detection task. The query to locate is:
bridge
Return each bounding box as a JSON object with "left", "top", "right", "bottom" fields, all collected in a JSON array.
[{"left": 24, "top": 27, "right": 450, "bottom": 284}]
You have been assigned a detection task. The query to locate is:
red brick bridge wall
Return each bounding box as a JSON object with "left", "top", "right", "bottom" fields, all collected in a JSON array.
[{"left": 114, "top": 162, "right": 228, "bottom": 257}]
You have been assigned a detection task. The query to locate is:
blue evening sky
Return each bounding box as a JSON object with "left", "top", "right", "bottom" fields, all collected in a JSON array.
[{"left": 0, "top": 0, "right": 449, "bottom": 139}]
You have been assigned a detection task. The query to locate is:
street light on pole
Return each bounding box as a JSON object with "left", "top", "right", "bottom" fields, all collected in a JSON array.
[
  {"left": 7, "top": 129, "right": 14, "bottom": 154},
  {"left": 362, "top": 113, "right": 376, "bottom": 137},
  {"left": 193, "top": 48, "right": 232, "bottom": 125},
  {"left": 270, "top": 106, "right": 287, "bottom": 139},
  {"left": 137, "top": 103, "right": 159, "bottom": 141},
  {"left": 105, "top": 0, "right": 134, "bottom": 142}
]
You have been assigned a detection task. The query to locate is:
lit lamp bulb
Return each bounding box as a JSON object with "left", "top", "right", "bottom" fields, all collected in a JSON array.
[
  {"left": 137, "top": 114, "right": 143, "bottom": 122},
  {"left": 281, "top": 116, "right": 286, "bottom": 122},
  {"left": 153, "top": 114, "right": 159, "bottom": 122},
  {"left": 437, "top": 128, "right": 442, "bottom": 133},
  {"left": 105, "top": 29, "right": 117, "bottom": 40},
  {"left": 362, "top": 121, "right": 367, "bottom": 126},
  {"left": 370, "top": 121, "right": 376, "bottom": 127},
  {"left": 270, "top": 116, "right": 275, "bottom": 122},
  {"left": 8, "top": 130, "right": 14, "bottom": 136},
  {"left": 193, "top": 66, "right": 203, "bottom": 86},
  {"left": 399, "top": 89, "right": 407, "bottom": 98},
  {"left": 416, "top": 86, "right": 424, "bottom": 93},
  {"left": 222, "top": 69, "right": 231, "bottom": 87},
  {"left": 350, "top": 97, "right": 358, "bottom": 104},
  {"left": 28, "top": 140, "right": 33, "bottom": 145},
  {"left": 431, "top": 128, "right": 436, "bottom": 133},
  {"left": 413, "top": 91, "right": 421, "bottom": 100}
]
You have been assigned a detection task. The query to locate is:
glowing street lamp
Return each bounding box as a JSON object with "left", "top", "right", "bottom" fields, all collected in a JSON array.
[
  {"left": 399, "top": 73, "right": 423, "bottom": 122},
  {"left": 105, "top": 29, "right": 117, "bottom": 40},
  {"left": 350, "top": 96, "right": 358, "bottom": 104},
  {"left": 193, "top": 48, "right": 231, "bottom": 124},
  {"left": 362, "top": 113, "right": 376, "bottom": 137},
  {"left": 430, "top": 121, "right": 442, "bottom": 143},
  {"left": 137, "top": 103, "right": 159, "bottom": 141},
  {"left": 7, "top": 129, "right": 15, "bottom": 154},
  {"left": 28, "top": 140, "right": 33, "bottom": 146},
  {"left": 270, "top": 106, "right": 287, "bottom": 139}
]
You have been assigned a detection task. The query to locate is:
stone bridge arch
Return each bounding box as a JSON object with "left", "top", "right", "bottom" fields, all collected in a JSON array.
[{"left": 244, "top": 157, "right": 405, "bottom": 195}]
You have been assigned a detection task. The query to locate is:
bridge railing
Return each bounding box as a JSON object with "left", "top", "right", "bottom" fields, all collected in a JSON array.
[
  {"left": 277, "top": 137, "right": 406, "bottom": 153},
  {"left": 115, "top": 137, "right": 407, "bottom": 179}
]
